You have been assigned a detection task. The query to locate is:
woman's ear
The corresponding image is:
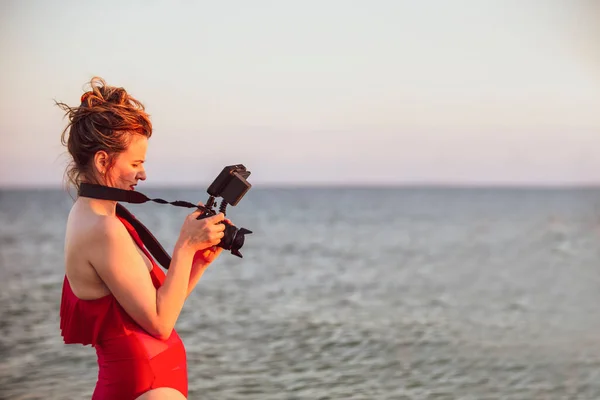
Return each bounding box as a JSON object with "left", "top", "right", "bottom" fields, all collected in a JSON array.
[{"left": 93, "top": 150, "right": 109, "bottom": 175}]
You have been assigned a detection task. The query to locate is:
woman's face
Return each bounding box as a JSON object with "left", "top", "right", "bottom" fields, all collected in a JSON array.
[{"left": 103, "top": 135, "right": 148, "bottom": 191}]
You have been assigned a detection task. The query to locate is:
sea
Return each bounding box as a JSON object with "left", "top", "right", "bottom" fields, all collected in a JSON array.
[{"left": 1, "top": 186, "right": 600, "bottom": 400}]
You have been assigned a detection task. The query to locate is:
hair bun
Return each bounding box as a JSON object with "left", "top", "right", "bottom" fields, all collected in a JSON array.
[{"left": 80, "top": 92, "right": 92, "bottom": 104}]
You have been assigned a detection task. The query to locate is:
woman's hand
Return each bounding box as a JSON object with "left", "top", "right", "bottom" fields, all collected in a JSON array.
[
  {"left": 175, "top": 207, "right": 226, "bottom": 253},
  {"left": 191, "top": 218, "right": 233, "bottom": 267},
  {"left": 193, "top": 246, "right": 223, "bottom": 266}
]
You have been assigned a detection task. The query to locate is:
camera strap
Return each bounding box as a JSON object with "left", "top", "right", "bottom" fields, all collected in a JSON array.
[{"left": 78, "top": 183, "right": 204, "bottom": 269}]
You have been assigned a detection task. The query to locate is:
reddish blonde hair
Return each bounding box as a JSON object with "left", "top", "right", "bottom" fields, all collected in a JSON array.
[{"left": 56, "top": 77, "right": 152, "bottom": 190}]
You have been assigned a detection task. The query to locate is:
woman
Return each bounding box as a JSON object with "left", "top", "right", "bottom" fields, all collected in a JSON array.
[{"left": 57, "top": 77, "right": 225, "bottom": 399}]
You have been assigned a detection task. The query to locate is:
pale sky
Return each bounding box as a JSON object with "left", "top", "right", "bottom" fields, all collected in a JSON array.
[{"left": 1, "top": 0, "right": 598, "bottom": 188}]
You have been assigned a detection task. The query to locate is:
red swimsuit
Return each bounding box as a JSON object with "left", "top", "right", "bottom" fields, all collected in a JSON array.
[{"left": 60, "top": 216, "right": 188, "bottom": 399}]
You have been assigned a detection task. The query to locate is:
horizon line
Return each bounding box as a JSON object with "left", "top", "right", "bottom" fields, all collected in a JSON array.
[{"left": 2, "top": 181, "right": 600, "bottom": 191}]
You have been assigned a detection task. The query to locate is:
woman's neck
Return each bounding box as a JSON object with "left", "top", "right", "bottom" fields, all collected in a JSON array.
[
  {"left": 76, "top": 196, "right": 117, "bottom": 216},
  {"left": 77, "top": 178, "right": 118, "bottom": 216}
]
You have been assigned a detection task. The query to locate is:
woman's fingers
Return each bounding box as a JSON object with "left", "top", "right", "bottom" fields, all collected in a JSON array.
[
  {"left": 207, "top": 212, "right": 225, "bottom": 223},
  {"left": 190, "top": 209, "right": 203, "bottom": 220}
]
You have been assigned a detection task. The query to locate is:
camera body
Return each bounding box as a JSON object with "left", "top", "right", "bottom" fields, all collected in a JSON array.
[
  {"left": 198, "top": 164, "right": 252, "bottom": 258},
  {"left": 207, "top": 164, "right": 252, "bottom": 206}
]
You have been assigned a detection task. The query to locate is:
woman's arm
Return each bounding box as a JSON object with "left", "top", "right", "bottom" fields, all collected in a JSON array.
[
  {"left": 90, "top": 217, "right": 194, "bottom": 340},
  {"left": 186, "top": 263, "right": 209, "bottom": 298},
  {"left": 90, "top": 212, "right": 224, "bottom": 340},
  {"left": 185, "top": 247, "right": 223, "bottom": 298}
]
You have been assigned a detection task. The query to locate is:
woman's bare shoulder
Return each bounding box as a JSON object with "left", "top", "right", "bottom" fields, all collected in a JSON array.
[
  {"left": 66, "top": 207, "right": 129, "bottom": 253},
  {"left": 64, "top": 207, "right": 130, "bottom": 298}
]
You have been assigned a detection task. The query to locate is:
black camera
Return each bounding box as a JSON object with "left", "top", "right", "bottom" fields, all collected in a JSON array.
[{"left": 197, "top": 164, "right": 252, "bottom": 258}]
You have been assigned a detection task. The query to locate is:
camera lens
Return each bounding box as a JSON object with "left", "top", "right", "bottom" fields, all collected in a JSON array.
[
  {"left": 218, "top": 222, "right": 252, "bottom": 258},
  {"left": 230, "top": 227, "right": 252, "bottom": 258}
]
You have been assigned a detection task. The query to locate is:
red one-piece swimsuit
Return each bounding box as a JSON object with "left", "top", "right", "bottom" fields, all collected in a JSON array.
[{"left": 59, "top": 216, "right": 188, "bottom": 399}]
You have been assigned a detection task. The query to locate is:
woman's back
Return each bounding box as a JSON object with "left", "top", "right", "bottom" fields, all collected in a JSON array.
[{"left": 64, "top": 200, "right": 153, "bottom": 301}]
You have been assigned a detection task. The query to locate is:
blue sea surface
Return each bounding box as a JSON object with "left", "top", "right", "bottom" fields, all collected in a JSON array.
[{"left": 1, "top": 186, "right": 600, "bottom": 399}]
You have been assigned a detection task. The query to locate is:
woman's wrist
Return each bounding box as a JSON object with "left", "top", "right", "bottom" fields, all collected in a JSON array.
[
  {"left": 192, "top": 250, "right": 211, "bottom": 269},
  {"left": 174, "top": 240, "right": 196, "bottom": 260}
]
